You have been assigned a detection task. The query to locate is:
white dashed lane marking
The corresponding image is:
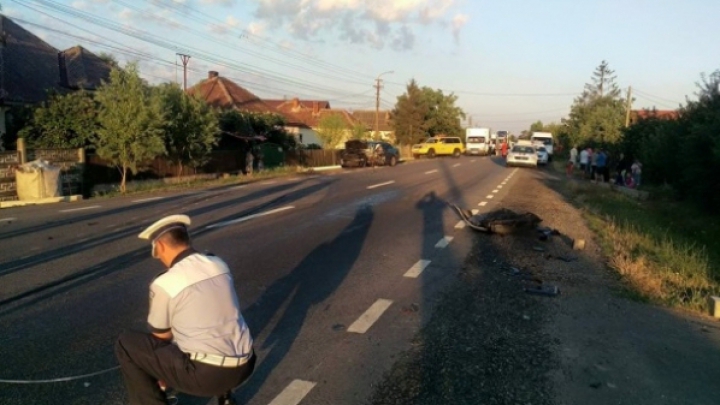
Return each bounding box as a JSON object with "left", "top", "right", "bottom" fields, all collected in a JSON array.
[
  {"left": 478, "top": 201, "right": 487, "bottom": 206},
  {"left": 471, "top": 160, "right": 476, "bottom": 162},
  {"left": 454, "top": 220, "right": 466, "bottom": 229},
  {"left": 268, "top": 380, "right": 317, "bottom": 405},
  {"left": 59, "top": 205, "right": 100, "bottom": 213},
  {"left": 497, "top": 185, "right": 503, "bottom": 189},
  {"left": 404, "top": 260, "right": 431, "bottom": 278},
  {"left": 486, "top": 195, "right": 494, "bottom": 199},
  {"left": 131, "top": 197, "right": 163, "bottom": 203},
  {"left": 348, "top": 299, "right": 393, "bottom": 333},
  {"left": 453, "top": 163, "right": 461, "bottom": 167},
  {"left": 471, "top": 209, "right": 479, "bottom": 215},
  {"left": 425, "top": 169, "right": 438, "bottom": 174},
  {"left": 492, "top": 189, "right": 499, "bottom": 193},
  {"left": 367, "top": 181, "right": 395, "bottom": 190},
  {"left": 0, "top": 217, "right": 16, "bottom": 222},
  {"left": 206, "top": 206, "right": 295, "bottom": 229},
  {"left": 435, "top": 236, "right": 454, "bottom": 248}
]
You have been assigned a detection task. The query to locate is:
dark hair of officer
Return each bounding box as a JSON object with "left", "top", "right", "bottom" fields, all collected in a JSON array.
[{"left": 157, "top": 226, "right": 190, "bottom": 248}]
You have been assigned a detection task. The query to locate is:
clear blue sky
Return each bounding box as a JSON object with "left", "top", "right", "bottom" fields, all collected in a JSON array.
[{"left": 5, "top": 0, "right": 719, "bottom": 133}]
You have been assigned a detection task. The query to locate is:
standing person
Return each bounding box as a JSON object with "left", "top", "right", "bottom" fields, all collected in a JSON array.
[
  {"left": 579, "top": 147, "right": 589, "bottom": 178},
  {"left": 501, "top": 140, "right": 508, "bottom": 159},
  {"left": 115, "top": 215, "right": 256, "bottom": 405},
  {"left": 631, "top": 159, "right": 642, "bottom": 187},
  {"left": 567, "top": 145, "right": 578, "bottom": 177},
  {"left": 589, "top": 148, "right": 598, "bottom": 181},
  {"left": 245, "top": 146, "right": 254, "bottom": 177}
]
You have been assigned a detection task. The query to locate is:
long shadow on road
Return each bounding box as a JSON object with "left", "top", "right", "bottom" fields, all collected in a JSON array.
[
  {"left": 0, "top": 180, "right": 335, "bottom": 313},
  {"left": 0, "top": 179, "right": 334, "bottom": 279},
  {"left": 234, "top": 206, "right": 375, "bottom": 404}
]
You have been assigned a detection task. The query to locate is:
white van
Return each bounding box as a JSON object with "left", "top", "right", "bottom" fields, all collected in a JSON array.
[
  {"left": 530, "top": 132, "right": 554, "bottom": 159},
  {"left": 465, "top": 127, "right": 491, "bottom": 156}
]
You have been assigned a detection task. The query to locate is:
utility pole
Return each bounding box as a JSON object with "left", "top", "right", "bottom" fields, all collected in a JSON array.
[
  {"left": 374, "top": 71, "right": 394, "bottom": 140},
  {"left": 468, "top": 115, "right": 473, "bottom": 127},
  {"left": 177, "top": 53, "right": 191, "bottom": 91},
  {"left": 624, "top": 86, "right": 633, "bottom": 127}
]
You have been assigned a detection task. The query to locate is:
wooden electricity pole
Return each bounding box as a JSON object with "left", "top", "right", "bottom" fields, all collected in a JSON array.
[
  {"left": 177, "top": 53, "right": 191, "bottom": 91},
  {"left": 625, "top": 86, "right": 633, "bottom": 127}
]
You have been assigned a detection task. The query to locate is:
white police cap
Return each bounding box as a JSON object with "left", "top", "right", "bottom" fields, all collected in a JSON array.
[{"left": 138, "top": 214, "right": 191, "bottom": 241}]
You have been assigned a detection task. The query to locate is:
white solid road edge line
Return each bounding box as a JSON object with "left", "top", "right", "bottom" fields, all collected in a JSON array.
[
  {"left": 0, "top": 217, "right": 16, "bottom": 222},
  {"left": 59, "top": 205, "right": 101, "bottom": 213},
  {"left": 206, "top": 206, "right": 295, "bottom": 229},
  {"left": 404, "top": 259, "right": 431, "bottom": 278},
  {"left": 435, "top": 235, "right": 454, "bottom": 248},
  {"left": 367, "top": 180, "right": 395, "bottom": 189},
  {"left": 454, "top": 220, "right": 466, "bottom": 229},
  {"left": 131, "top": 197, "right": 164, "bottom": 203},
  {"left": 425, "top": 169, "right": 438, "bottom": 174},
  {"left": 267, "top": 380, "right": 317, "bottom": 405},
  {"left": 348, "top": 299, "right": 393, "bottom": 334}
]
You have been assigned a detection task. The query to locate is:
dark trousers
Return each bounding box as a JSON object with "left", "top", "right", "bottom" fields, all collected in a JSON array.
[{"left": 115, "top": 330, "right": 256, "bottom": 405}]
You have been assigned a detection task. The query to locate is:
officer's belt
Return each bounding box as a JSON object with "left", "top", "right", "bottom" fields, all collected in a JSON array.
[{"left": 186, "top": 352, "right": 251, "bottom": 368}]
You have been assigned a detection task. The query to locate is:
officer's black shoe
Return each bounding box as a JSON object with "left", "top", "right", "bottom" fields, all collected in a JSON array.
[{"left": 217, "top": 391, "right": 237, "bottom": 405}]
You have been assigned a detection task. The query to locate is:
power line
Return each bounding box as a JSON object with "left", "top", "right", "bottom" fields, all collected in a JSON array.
[
  {"left": 384, "top": 81, "right": 576, "bottom": 97},
  {"left": 633, "top": 88, "right": 683, "bottom": 106}
]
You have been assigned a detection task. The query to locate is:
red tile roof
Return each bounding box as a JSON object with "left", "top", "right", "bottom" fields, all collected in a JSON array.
[
  {"left": 352, "top": 110, "right": 393, "bottom": 131},
  {"left": 188, "top": 73, "right": 276, "bottom": 114},
  {"left": 265, "top": 99, "right": 331, "bottom": 110},
  {"left": 631, "top": 109, "right": 679, "bottom": 122}
]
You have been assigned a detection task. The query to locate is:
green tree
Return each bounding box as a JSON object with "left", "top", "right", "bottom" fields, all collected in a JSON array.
[
  {"left": 94, "top": 63, "right": 165, "bottom": 193},
  {"left": 529, "top": 120, "right": 544, "bottom": 133},
  {"left": 565, "top": 61, "right": 626, "bottom": 147},
  {"left": 391, "top": 79, "right": 429, "bottom": 145},
  {"left": 315, "top": 114, "right": 348, "bottom": 149},
  {"left": 155, "top": 83, "right": 219, "bottom": 176},
  {"left": 351, "top": 123, "right": 368, "bottom": 140},
  {"left": 421, "top": 87, "right": 465, "bottom": 137},
  {"left": 19, "top": 90, "right": 98, "bottom": 148},
  {"left": 218, "top": 110, "right": 295, "bottom": 150}
]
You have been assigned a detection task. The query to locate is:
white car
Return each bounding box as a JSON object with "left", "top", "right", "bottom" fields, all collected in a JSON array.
[
  {"left": 506, "top": 144, "right": 538, "bottom": 167},
  {"left": 536, "top": 146, "right": 549, "bottom": 165}
]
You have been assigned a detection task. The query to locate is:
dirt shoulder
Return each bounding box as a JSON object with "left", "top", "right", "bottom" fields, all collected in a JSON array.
[{"left": 369, "top": 168, "right": 720, "bottom": 405}]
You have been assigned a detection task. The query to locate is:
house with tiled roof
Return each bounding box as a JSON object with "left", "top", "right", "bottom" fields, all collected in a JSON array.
[
  {"left": 0, "top": 15, "right": 113, "bottom": 148},
  {"left": 629, "top": 109, "right": 680, "bottom": 125},
  {"left": 265, "top": 97, "right": 366, "bottom": 148},
  {"left": 351, "top": 110, "right": 395, "bottom": 141}
]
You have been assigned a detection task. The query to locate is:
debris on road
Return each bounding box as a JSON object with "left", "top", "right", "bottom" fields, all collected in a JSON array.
[
  {"left": 451, "top": 205, "right": 542, "bottom": 235},
  {"left": 524, "top": 285, "right": 560, "bottom": 297}
]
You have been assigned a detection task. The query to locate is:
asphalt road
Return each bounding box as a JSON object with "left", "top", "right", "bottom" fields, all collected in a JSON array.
[{"left": 0, "top": 155, "right": 521, "bottom": 405}]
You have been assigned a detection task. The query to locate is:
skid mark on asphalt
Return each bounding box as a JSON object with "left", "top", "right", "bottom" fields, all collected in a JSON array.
[
  {"left": 268, "top": 380, "right": 317, "bottom": 405},
  {"left": 348, "top": 299, "right": 393, "bottom": 333}
]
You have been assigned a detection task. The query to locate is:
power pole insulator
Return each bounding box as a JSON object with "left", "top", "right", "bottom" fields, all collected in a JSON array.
[{"left": 177, "top": 53, "right": 191, "bottom": 91}]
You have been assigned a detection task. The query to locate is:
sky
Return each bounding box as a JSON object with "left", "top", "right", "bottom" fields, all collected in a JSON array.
[{"left": 4, "top": 0, "right": 720, "bottom": 133}]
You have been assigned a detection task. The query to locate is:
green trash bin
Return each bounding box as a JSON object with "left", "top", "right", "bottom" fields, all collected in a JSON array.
[{"left": 258, "top": 143, "right": 285, "bottom": 169}]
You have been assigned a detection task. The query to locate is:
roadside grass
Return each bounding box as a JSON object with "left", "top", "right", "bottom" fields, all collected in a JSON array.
[
  {"left": 553, "top": 162, "right": 720, "bottom": 312},
  {"left": 91, "top": 166, "right": 301, "bottom": 199}
]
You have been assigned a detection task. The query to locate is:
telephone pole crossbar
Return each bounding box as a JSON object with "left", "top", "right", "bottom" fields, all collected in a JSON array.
[{"left": 177, "top": 53, "right": 191, "bottom": 91}]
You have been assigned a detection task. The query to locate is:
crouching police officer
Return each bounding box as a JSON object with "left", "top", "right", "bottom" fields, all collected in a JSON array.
[{"left": 115, "top": 215, "right": 255, "bottom": 405}]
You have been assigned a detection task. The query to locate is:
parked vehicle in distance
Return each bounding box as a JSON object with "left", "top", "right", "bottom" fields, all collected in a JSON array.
[
  {"left": 465, "top": 127, "right": 490, "bottom": 156},
  {"left": 341, "top": 140, "right": 399, "bottom": 168},
  {"left": 506, "top": 143, "right": 538, "bottom": 167},
  {"left": 531, "top": 132, "right": 554, "bottom": 160},
  {"left": 536, "top": 146, "right": 549, "bottom": 165},
  {"left": 412, "top": 136, "right": 465, "bottom": 158}
]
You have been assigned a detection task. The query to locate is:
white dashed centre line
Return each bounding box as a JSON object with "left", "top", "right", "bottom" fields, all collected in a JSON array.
[
  {"left": 59, "top": 205, "right": 100, "bottom": 213},
  {"left": 0, "top": 217, "right": 16, "bottom": 222},
  {"left": 486, "top": 195, "right": 494, "bottom": 199},
  {"left": 425, "top": 169, "right": 438, "bottom": 174},
  {"left": 206, "top": 206, "right": 295, "bottom": 229},
  {"left": 228, "top": 185, "right": 247, "bottom": 190},
  {"left": 404, "top": 260, "right": 431, "bottom": 278},
  {"left": 268, "top": 380, "right": 317, "bottom": 405},
  {"left": 492, "top": 189, "right": 499, "bottom": 193},
  {"left": 435, "top": 236, "right": 454, "bottom": 248},
  {"left": 131, "top": 197, "right": 163, "bottom": 203},
  {"left": 471, "top": 159, "right": 476, "bottom": 162},
  {"left": 348, "top": 299, "right": 393, "bottom": 333},
  {"left": 471, "top": 209, "right": 479, "bottom": 215},
  {"left": 453, "top": 163, "right": 461, "bottom": 167},
  {"left": 454, "top": 220, "right": 466, "bottom": 229},
  {"left": 497, "top": 185, "right": 503, "bottom": 189},
  {"left": 478, "top": 201, "right": 487, "bottom": 206},
  {"left": 367, "top": 180, "right": 395, "bottom": 189}
]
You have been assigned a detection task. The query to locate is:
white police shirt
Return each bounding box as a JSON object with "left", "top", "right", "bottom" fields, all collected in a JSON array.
[{"left": 148, "top": 250, "right": 253, "bottom": 357}]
